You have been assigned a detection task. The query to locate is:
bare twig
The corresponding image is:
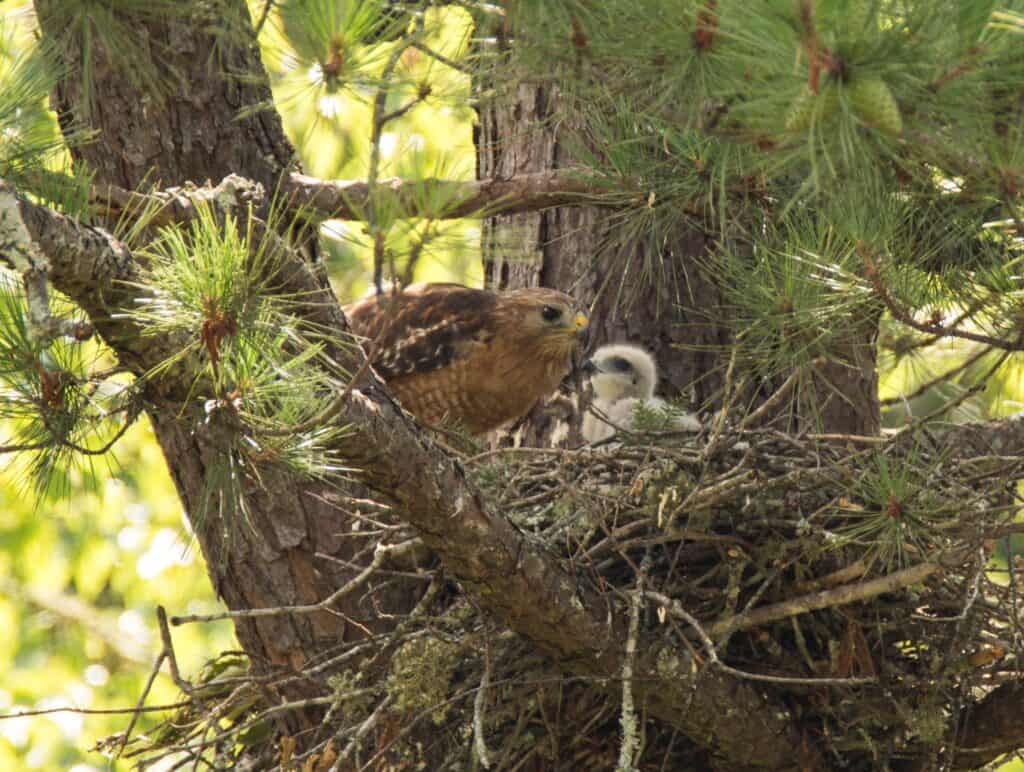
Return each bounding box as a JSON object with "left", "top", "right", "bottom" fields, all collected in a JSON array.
[
  {"left": 880, "top": 345, "right": 993, "bottom": 407},
  {"left": 115, "top": 650, "right": 167, "bottom": 759},
  {"left": 170, "top": 539, "right": 422, "bottom": 625},
  {"left": 901, "top": 350, "right": 1012, "bottom": 428},
  {"left": 332, "top": 695, "right": 394, "bottom": 771},
  {"left": 473, "top": 636, "right": 493, "bottom": 769},
  {"left": 617, "top": 581, "right": 643, "bottom": 772},
  {"left": 642, "top": 591, "right": 876, "bottom": 686},
  {"left": 707, "top": 560, "right": 942, "bottom": 639},
  {"left": 737, "top": 367, "right": 802, "bottom": 431},
  {"left": 0, "top": 702, "right": 190, "bottom": 720},
  {"left": 412, "top": 40, "right": 471, "bottom": 73},
  {"left": 862, "top": 245, "right": 1024, "bottom": 352}
]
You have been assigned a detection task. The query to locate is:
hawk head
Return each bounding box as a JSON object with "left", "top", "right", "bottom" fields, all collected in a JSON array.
[
  {"left": 584, "top": 344, "right": 658, "bottom": 402},
  {"left": 496, "top": 288, "right": 588, "bottom": 361}
]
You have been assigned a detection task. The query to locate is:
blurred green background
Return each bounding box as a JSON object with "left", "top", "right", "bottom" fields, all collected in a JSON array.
[{"left": 1, "top": 1, "right": 1024, "bottom": 770}]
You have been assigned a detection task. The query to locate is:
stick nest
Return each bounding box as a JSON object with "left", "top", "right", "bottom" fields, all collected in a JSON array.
[{"left": 114, "top": 426, "right": 1024, "bottom": 771}]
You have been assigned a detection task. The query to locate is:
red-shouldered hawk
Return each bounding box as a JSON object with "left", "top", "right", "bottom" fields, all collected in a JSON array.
[
  {"left": 581, "top": 344, "right": 701, "bottom": 443},
  {"left": 343, "top": 283, "right": 588, "bottom": 435}
]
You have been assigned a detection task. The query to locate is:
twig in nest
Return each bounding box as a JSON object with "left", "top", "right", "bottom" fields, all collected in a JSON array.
[
  {"left": 332, "top": 695, "right": 393, "bottom": 771},
  {"left": 737, "top": 367, "right": 802, "bottom": 431},
  {"left": 642, "top": 590, "right": 876, "bottom": 686},
  {"left": 793, "top": 561, "right": 867, "bottom": 594},
  {"left": 116, "top": 606, "right": 191, "bottom": 758},
  {"left": 171, "top": 539, "right": 422, "bottom": 625},
  {"left": 707, "top": 560, "right": 942, "bottom": 639},
  {"left": 474, "top": 635, "right": 493, "bottom": 769},
  {"left": 704, "top": 345, "right": 741, "bottom": 457}
]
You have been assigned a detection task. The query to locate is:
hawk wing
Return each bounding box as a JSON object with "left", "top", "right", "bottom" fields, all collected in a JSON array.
[{"left": 343, "top": 283, "right": 499, "bottom": 379}]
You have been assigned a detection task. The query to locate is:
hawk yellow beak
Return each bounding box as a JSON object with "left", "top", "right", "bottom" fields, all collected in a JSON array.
[{"left": 573, "top": 312, "right": 589, "bottom": 332}]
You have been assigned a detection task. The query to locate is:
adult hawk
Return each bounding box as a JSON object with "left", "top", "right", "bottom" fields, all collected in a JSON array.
[{"left": 343, "top": 283, "right": 588, "bottom": 435}]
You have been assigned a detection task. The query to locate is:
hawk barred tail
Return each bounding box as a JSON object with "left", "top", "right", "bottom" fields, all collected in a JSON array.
[{"left": 343, "top": 283, "right": 588, "bottom": 435}]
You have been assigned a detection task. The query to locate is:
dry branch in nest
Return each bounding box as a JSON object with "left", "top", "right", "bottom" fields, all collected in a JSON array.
[{"left": 113, "top": 425, "right": 1024, "bottom": 770}]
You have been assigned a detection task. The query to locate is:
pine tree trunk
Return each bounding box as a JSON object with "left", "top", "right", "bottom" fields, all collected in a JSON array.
[{"left": 33, "top": 0, "right": 426, "bottom": 734}]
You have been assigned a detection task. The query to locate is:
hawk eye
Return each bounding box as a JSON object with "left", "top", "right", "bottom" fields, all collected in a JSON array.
[
  {"left": 541, "top": 305, "right": 562, "bottom": 322},
  {"left": 611, "top": 357, "right": 632, "bottom": 372}
]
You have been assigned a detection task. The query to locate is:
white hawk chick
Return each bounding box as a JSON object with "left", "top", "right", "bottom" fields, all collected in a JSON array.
[{"left": 581, "top": 344, "right": 701, "bottom": 443}]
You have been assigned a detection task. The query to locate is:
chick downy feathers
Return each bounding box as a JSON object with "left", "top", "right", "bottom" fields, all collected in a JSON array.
[{"left": 581, "top": 344, "right": 700, "bottom": 443}]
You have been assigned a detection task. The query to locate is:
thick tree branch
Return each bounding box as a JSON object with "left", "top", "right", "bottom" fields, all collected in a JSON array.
[
  {"left": 282, "top": 169, "right": 630, "bottom": 220},
  {"left": 898, "top": 680, "right": 1024, "bottom": 771},
  {"left": 952, "top": 682, "right": 1024, "bottom": 770},
  {"left": 77, "top": 170, "right": 630, "bottom": 226},
  {"left": 334, "top": 388, "right": 817, "bottom": 770}
]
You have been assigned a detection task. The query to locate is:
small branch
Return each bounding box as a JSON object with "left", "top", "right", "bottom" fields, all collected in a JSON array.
[
  {"left": 365, "top": 14, "right": 426, "bottom": 290},
  {"left": 0, "top": 181, "right": 49, "bottom": 274},
  {"left": 89, "top": 172, "right": 265, "bottom": 232},
  {"left": 1, "top": 182, "right": 93, "bottom": 345},
  {"left": 170, "top": 539, "right": 422, "bottom": 625},
  {"left": 928, "top": 46, "right": 983, "bottom": 92},
  {"left": 642, "top": 590, "right": 876, "bottom": 686},
  {"left": 0, "top": 702, "right": 190, "bottom": 720},
  {"left": 115, "top": 650, "right": 167, "bottom": 759},
  {"left": 155, "top": 606, "right": 190, "bottom": 690},
  {"left": 708, "top": 560, "right": 941, "bottom": 639},
  {"left": 862, "top": 245, "right": 1024, "bottom": 352},
  {"left": 28, "top": 167, "right": 627, "bottom": 230},
  {"left": 793, "top": 561, "right": 867, "bottom": 594},
  {"left": 283, "top": 169, "right": 620, "bottom": 221},
  {"left": 796, "top": 0, "right": 839, "bottom": 93},
  {"left": 380, "top": 89, "right": 431, "bottom": 125},
  {"left": 117, "top": 605, "right": 193, "bottom": 758},
  {"left": 737, "top": 367, "right": 802, "bottom": 431},
  {"left": 880, "top": 344, "right": 993, "bottom": 406},
  {"left": 332, "top": 695, "right": 393, "bottom": 771},
  {"left": 253, "top": 0, "right": 275, "bottom": 37},
  {"left": 617, "top": 585, "right": 642, "bottom": 772},
  {"left": 473, "top": 636, "right": 493, "bottom": 769},
  {"left": 902, "top": 350, "right": 1011, "bottom": 428},
  {"left": 411, "top": 40, "right": 471, "bottom": 73},
  {"left": 0, "top": 439, "right": 51, "bottom": 454}
]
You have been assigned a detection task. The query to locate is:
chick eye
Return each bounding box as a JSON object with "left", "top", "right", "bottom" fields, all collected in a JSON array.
[
  {"left": 611, "top": 357, "right": 632, "bottom": 372},
  {"left": 541, "top": 305, "right": 562, "bottom": 322}
]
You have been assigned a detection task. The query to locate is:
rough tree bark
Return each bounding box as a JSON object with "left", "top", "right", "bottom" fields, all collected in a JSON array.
[{"left": 32, "top": 0, "right": 423, "bottom": 733}]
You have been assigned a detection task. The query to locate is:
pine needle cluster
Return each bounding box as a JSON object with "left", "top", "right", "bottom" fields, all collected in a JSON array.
[{"left": 131, "top": 201, "right": 353, "bottom": 532}]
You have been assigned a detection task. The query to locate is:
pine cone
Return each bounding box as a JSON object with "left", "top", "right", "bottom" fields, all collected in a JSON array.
[
  {"left": 849, "top": 76, "right": 903, "bottom": 136},
  {"left": 785, "top": 85, "right": 840, "bottom": 132}
]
